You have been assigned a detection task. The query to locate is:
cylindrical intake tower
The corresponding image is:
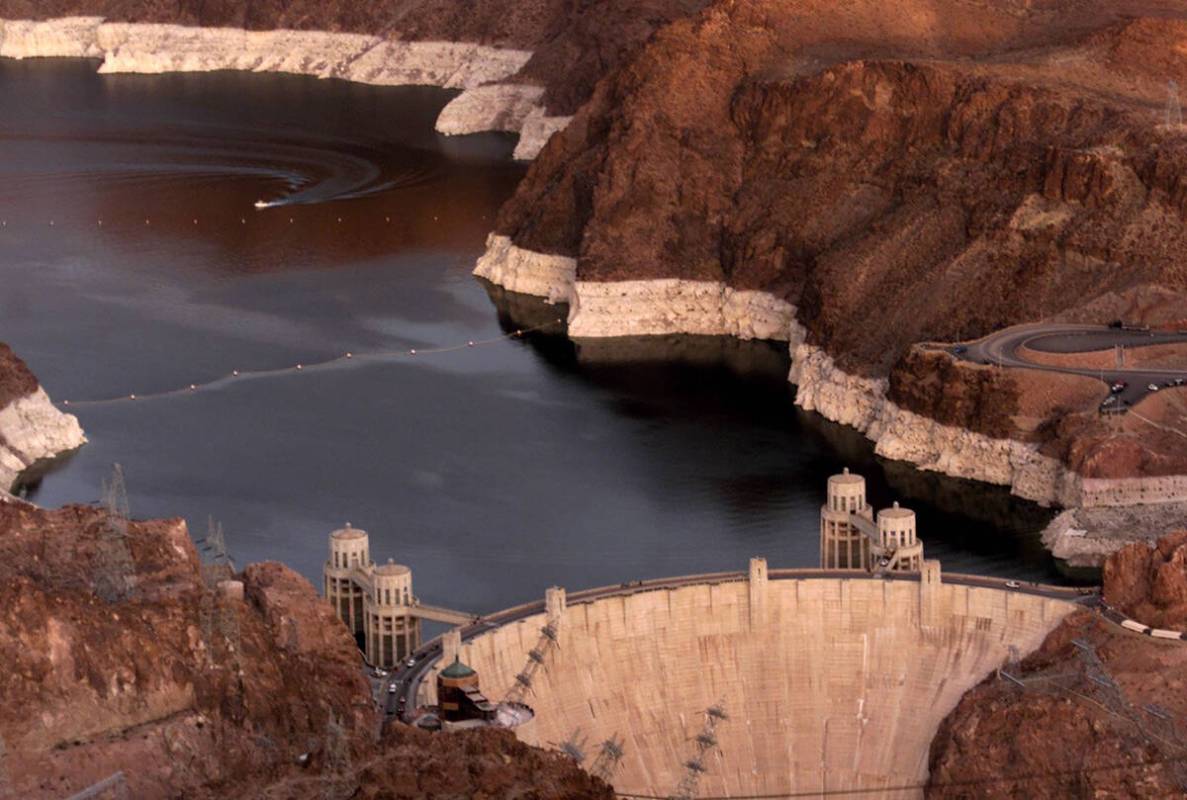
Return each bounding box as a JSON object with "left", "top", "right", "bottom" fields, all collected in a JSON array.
[
  {"left": 366, "top": 558, "right": 421, "bottom": 669},
  {"left": 876, "top": 502, "right": 923, "bottom": 572},
  {"left": 324, "top": 523, "right": 370, "bottom": 641},
  {"left": 820, "top": 468, "right": 873, "bottom": 569}
]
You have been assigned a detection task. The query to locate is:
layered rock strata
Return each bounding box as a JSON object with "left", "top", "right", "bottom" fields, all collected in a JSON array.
[{"left": 0, "top": 344, "right": 84, "bottom": 493}]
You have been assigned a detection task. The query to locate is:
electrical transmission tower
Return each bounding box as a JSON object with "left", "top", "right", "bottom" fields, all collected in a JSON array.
[
  {"left": 503, "top": 621, "right": 559, "bottom": 704},
  {"left": 1168, "top": 80, "right": 1183, "bottom": 128},
  {"left": 669, "top": 703, "right": 728, "bottom": 800},
  {"left": 94, "top": 464, "right": 136, "bottom": 603},
  {"left": 589, "top": 735, "right": 626, "bottom": 784},
  {"left": 551, "top": 728, "right": 589, "bottom": 764}
]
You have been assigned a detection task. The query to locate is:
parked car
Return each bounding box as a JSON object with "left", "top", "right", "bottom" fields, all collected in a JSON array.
[
  {"left": 1005, "top": 580, "right": 1021, "bottom": 589},
  {"left": 388, "top": 685, "right": 397, "bottom": 694},
  {"left": 1110, "top": 381, "right": 1127, "bottom": 393},
  {"left": 1174, "top": 378, "right": 1185, "bottom": 386},
  {"left": 405, "top": 657, "right": 416, "bottom": 668},
  {"left": 1148, "top": 383, "right": 1160, "bottom": 392}
]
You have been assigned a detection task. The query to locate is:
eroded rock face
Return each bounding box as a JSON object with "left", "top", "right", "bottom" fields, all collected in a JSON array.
[
  {"left": 0, "top": 501, "right": 376, "bottom": 799},
  {"left": 481, "top": 0, "right": 1187, "bottom": 515},
  {"left": 0, "top": 500, "right": 613, "bottom": 798},
  {"left": 1104, "top": 531, "right": 1187, "bottom": 628},
  {"left": 927, "top": 611, "right": 1187, "bottom": 799},
  {"left": 0, "top": 344, "right": 85, "bottom": 492},
  {"left": 352, "top": 725, "right": 614, "bottom": 800},
  {"left": 929, "top": 535, "right": 1187, "bottom": 798}
]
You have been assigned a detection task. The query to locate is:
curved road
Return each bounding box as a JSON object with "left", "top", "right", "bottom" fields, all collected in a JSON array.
[
  {"left": 383, "top": 570, "right": 1099, "bottom": 725},
  {"left": 953, "top": 323, "right": 1187, "bottom": 409}
]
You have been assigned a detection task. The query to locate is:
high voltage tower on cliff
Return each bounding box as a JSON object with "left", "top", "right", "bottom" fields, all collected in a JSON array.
[
  {"left": 504, "top": 620, "right": 559, "bottom": 704},
  {"left": 95, "top": 464, "right": 136, "bottom": 603},
  {"left": 999, "top": 638, "right": 1187, "bottom": 790},
  {"left": 1168, "top": 80, "right": 1183, "bottom": 128},
  {"left": 668, "top": 703, "right": 728, "bottom": 800}
]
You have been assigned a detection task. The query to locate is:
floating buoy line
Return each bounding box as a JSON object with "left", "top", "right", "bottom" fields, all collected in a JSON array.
[
  {"left": 55, "top": 319, "right": 567, "bottom": 409},
  {"left": 6, "top": 207, "right": 519, "bottom": 407}
]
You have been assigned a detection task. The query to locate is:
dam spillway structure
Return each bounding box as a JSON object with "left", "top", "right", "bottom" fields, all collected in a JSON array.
[
  {"left": 418, "top": 473, "right": 1083, "bottom": 797},
  {"left": 323, "top": 523, "right": 422, "bottom": 669}
]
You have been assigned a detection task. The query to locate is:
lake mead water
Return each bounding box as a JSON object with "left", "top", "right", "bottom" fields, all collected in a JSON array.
[{"left": 0, "top": 59, "right": 1068, "bottom": 615}]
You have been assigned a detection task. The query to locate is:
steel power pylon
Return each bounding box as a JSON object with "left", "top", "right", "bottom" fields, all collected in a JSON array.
[
  {"left": 589, "top": 735, "right": 626, "bottom": 784},
  {"left": 503, "top": 621, "right": 559, "bottom": 704},
  {"left": 95, "top": 464, "right": 136, "bottom": 603},
  {"left": 669, "top": 703, "right": 728, "bottom": 800},
  {"left": 550, "top": 728, "right": 589, "bottom": 764}
]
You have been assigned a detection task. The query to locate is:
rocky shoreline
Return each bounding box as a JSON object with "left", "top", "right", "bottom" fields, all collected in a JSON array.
[
  {"left": 0, "top": 345, "right": 84, "bottom": 494},
  {"left": 0, "top": 16, "right": 572, "bottom": 159},
  {"left": 474, "top": 235, "right": 1187, "bottom": 564}
]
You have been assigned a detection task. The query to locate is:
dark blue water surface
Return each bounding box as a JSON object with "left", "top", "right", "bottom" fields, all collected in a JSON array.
[{"left": 0, "top": 59, "right": 1067, "bottom": 617}]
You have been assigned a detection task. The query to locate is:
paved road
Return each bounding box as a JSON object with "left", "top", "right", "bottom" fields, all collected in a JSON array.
[
  {"left": 387, "top": 570, "right": 1097, "bottom": 726},
  {"left": 953, "top": 323, "right": 1187, "bottom": 409}
]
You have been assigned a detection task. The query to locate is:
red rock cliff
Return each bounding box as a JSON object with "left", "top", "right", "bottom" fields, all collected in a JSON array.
[
  {"left": 927, "top": 535, "right": 1187, "bottom": 798},
  {"left": 0, "top": 500, "right": 610, "bottom": 798}
]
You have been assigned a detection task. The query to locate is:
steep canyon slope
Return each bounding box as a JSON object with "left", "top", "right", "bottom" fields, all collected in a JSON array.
[
  {"left": 484, "top": 0, "right": 1187, "bottom": 513},
  {"left": 928, "top": 534, "right": 1187, "bottom": 798},
  {"left": 0, "top": 498, "right": 612, "bottom": 799}
]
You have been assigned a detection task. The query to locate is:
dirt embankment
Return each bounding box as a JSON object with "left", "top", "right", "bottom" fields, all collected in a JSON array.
[
  {"left": 0, "top": 0, "right": 708, "bottom": 116},
  {"left": 927, "top": 534, "right": 1187, "bottom": 798},
  {"left": 0, "top": 499, "right": 609, "bottom": 799}
]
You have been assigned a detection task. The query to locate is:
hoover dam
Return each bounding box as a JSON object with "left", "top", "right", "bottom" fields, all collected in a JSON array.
[{"left": 409, "top": 564, "right": 1083, "bottom": 797}]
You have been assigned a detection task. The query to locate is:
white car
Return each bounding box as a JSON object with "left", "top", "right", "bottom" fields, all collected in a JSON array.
[
  {"left": 1005, "top": 580, "right": 1021, "bottom": 589},
  {"left": 1148, "top": 383, "right": 1160, "bottom": 392},
  {"left": 405, "top": 657, "right": 416, "bottom": 668}
]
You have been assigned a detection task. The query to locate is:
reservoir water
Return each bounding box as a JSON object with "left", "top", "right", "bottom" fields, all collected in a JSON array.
[{"left": 0, "top": 59, "right": 1068, "bottom": 615}]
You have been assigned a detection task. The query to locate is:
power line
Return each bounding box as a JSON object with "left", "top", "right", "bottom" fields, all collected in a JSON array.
[{"left": 614, "top": 748, "right": 1187, "bottom": 799}]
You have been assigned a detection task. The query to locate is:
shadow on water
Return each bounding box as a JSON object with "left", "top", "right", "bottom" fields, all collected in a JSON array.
[{"left": 481, "top": 279, "right": 1070, "bottom": 583}]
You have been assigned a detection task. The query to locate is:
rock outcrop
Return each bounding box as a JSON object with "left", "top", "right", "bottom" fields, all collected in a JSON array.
[
  {"left": 0, "top": 499, "right": 612, "bottom": 799},
  {"left": 476, "top": 0, "right": 1187, "bottom": 541},
  {"left": 1104, "top": 531, "right": 1187, "bottom": 628},
  {"left": 0, "top": 344, "right": 84, "bottom": 493},
  {"left": 928, "top": 536, "right": 1187, "bottom": 798}
]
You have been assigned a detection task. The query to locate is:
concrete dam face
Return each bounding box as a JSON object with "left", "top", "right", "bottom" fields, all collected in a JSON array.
[{"left": 441, "top": 570, "right": 1076, "bottom": 797}]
